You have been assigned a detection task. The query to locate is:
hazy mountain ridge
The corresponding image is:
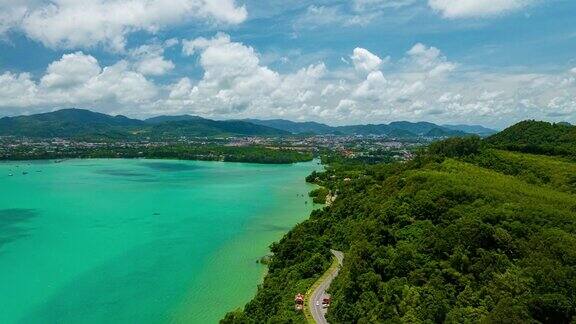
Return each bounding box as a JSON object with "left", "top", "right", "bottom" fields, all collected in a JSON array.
[
  {"left": 242, "top": 119, "right": 336, "bottom": 135},
  {"left": 149, "top": 119, "right": 290, "bottom": 137},
  {"left": 0, "top": 109, "right": 287, "bottom": 139},
  {"left": 144, "top": 115, "right": 206, "bottom": 124},
  {"left": 442, "top": 124, "right": 497, "bottom": 136},
  {"left": 247, "top": 119, "right": 476, "bottom": 137},
  {"left": 0, "top": 109, "right": 492, "bottom": 139}
]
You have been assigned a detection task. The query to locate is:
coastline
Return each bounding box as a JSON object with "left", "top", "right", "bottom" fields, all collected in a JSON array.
[
  {"left": 169, "top": 170, "right": 323, "bottom": 323},
  {"left": 0, "top": 144, "right": 314, "bottom": 165},
  {"left": 0, "top": 156, "right": 313, "bottom": 165}
]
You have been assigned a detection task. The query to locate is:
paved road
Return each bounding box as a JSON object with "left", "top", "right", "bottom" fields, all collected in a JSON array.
[{"left": 309, "top": 249, "right": 344, "bottom": 324}]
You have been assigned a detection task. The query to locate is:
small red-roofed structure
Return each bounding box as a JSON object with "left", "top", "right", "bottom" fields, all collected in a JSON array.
[{"left": 295, "top": 293, "right": 304, "bottom": 311}]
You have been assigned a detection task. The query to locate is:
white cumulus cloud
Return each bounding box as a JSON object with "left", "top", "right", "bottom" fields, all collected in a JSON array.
[
  {"left": 41, "top": 52, "right": 101, "bottom": 88},
  {"left": 2, "top": 0, "right": 247, "bottom": 50},
  {"left": 406, "top": 43, "right": 457, "bottom": 77},
  {"left": 0, "top": 34, "right": 575, "bottom": 128},
  {"left": 176, "top": 33, "right": 327, "bottom": 118},
  {"left": 0, "top": 52, "right": 157, "bottom": 111},
  {"left": 129, "top": 42, "right": 176, "bottom": 76},
  {"left": 351, "top": 48, "right": 386, "bottom": 74}
]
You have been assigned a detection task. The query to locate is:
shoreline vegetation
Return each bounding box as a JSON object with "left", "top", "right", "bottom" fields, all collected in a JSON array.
[
  {"left": 222, "top": 121, "right": 576, "bottom": 323},
  {"left": 0, "top": 145, "right": 314, "bottom": 164}
]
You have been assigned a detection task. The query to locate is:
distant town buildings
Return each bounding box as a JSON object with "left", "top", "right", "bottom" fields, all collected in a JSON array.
[{"left": 0, "top": 134, "right": 424, "bottom": 162}]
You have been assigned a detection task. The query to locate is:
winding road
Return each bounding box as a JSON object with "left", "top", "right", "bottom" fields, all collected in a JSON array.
[{"left": 309, "top": 249, "right": 344, "bottom": 324}]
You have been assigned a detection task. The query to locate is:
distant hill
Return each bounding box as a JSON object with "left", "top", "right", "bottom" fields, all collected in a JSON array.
[
  {"left": 0, "top": 108, "right": 144, "bottom": 139},
  {"left": 334, "top": 124, "right": 414, "bottom": 137},
  {"left": 148, "top": 119, "right": 290, "bottom": 138},
  {"left": 245, "top": 119, "right": 470, "bottom": 137},
  {"left": 424, "top": 127, "right": 465, "bottom": 137},
  {"left": 145, "top": 115, "right": 205, "bottom": 124},
  {"left": 334, "top": 122, "right": 465, "bottom": 137},
  {"left": 0, "top": 109, "right": 494, "bottom": 139},
  {"left": 0, "top": 109, "right": 290, "bottom": 139},
  {"left": 243, "top": 119, "right": 336, "bottom": 135},
  {"left": 442, "top": 124, "right": 497, "bottom": 136},
  {"left": 333, "top": 121, "right": 464, "bottom": 137},
  {"left": 388, "top": 121, "right": 444, "bottom": 135},
  {"left": 485, "top": 120, "right": 576, "bottom": 156}
]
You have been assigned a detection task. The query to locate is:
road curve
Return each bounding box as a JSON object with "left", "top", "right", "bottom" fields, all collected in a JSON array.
[{"left": 309, "top": 249, "right": 344, "bottom": 324}]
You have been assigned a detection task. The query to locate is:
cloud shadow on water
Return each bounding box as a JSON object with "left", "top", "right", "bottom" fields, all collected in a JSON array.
[
  {"left": 22, "top": 240, "right": 196, "bottom": 324},
  {"left": 0, "top": 208, "right": 38, "bottom": 251},
  {"left": 95, "top": 169, "right": 151, "bottom": 177},
  {"left": 141, "top": 162, "right": 203, "bottom": 172}
]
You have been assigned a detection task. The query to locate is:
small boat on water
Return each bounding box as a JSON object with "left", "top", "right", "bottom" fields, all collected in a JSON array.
[
  {"left": 22, "top": 172, "right": 28, "bottom": 175},
  {"left": 8, "top": 173, "right": 13, "bottom": 177}
]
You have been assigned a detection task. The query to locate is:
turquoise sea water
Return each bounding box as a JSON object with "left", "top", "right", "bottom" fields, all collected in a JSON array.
[{"left": 0, "top": 159, "right": 320, "bottom": 324}]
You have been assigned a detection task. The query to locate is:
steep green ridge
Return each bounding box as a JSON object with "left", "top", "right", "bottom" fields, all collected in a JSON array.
[
  {"left": 486, "top": 120, "right": 576, "bottom": 156},
  {"left": 223, "top": 122, "right": 576, "bottom": 323}
]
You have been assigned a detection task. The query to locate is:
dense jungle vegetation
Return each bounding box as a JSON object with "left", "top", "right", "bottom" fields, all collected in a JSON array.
[
  {"left": 0, "top": 145, "right": 313, "bottom": 164},
  {"left": 485, "top": 120, "right": 576, "bottom": 157},
  {"left": 222, "top": 121, "right": 576, "bottom": 323}
]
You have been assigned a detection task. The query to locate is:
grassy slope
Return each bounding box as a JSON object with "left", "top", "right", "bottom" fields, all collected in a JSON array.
[{"left": 474, "top": 149, "right": 576, "bottom": 193}]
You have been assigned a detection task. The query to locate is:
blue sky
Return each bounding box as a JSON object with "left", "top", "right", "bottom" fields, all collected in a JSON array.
[{"left": 0, "top": 0, "right": 575, "bottom": 128}]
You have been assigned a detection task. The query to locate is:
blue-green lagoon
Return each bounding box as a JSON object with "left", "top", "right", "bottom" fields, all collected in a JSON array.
[{"left": 0, "top": 159, "right": 320, "bottom": 323}]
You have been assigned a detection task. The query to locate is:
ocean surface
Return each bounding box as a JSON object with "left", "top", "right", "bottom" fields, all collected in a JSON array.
[{"left": 0, "top": 159, "right": 320, "bottom": 324}]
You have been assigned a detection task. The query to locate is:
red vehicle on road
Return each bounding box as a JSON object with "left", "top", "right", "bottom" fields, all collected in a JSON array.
[{"left": 322, "top": 297, "right": 331, "bottom": 308}]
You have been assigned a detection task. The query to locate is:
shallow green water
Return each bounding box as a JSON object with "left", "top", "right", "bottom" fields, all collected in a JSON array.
[{"left": 0, "top": 159, "right": 320, "bottom": 324}]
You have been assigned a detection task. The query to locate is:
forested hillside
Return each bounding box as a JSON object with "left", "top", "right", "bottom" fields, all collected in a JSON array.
[
  {"left": 486, "top": 120, "right": 576, "bottom": 156},
  {"left": 223, "top": 122, "right": 576, "bottom": 323},
  {"left": 0, "top": 108, "right": 144, "bottom": 139},
  {"left": 0, "top": 109, "right": 289, "bottom": 139}
]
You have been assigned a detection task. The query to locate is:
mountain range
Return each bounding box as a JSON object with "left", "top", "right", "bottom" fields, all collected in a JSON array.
[
  {"left": 244, "top": 119, "right": 497, "bottom": 137},
  {"left": 0, "top": 108, "right": 496, "bottom": 139}
]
